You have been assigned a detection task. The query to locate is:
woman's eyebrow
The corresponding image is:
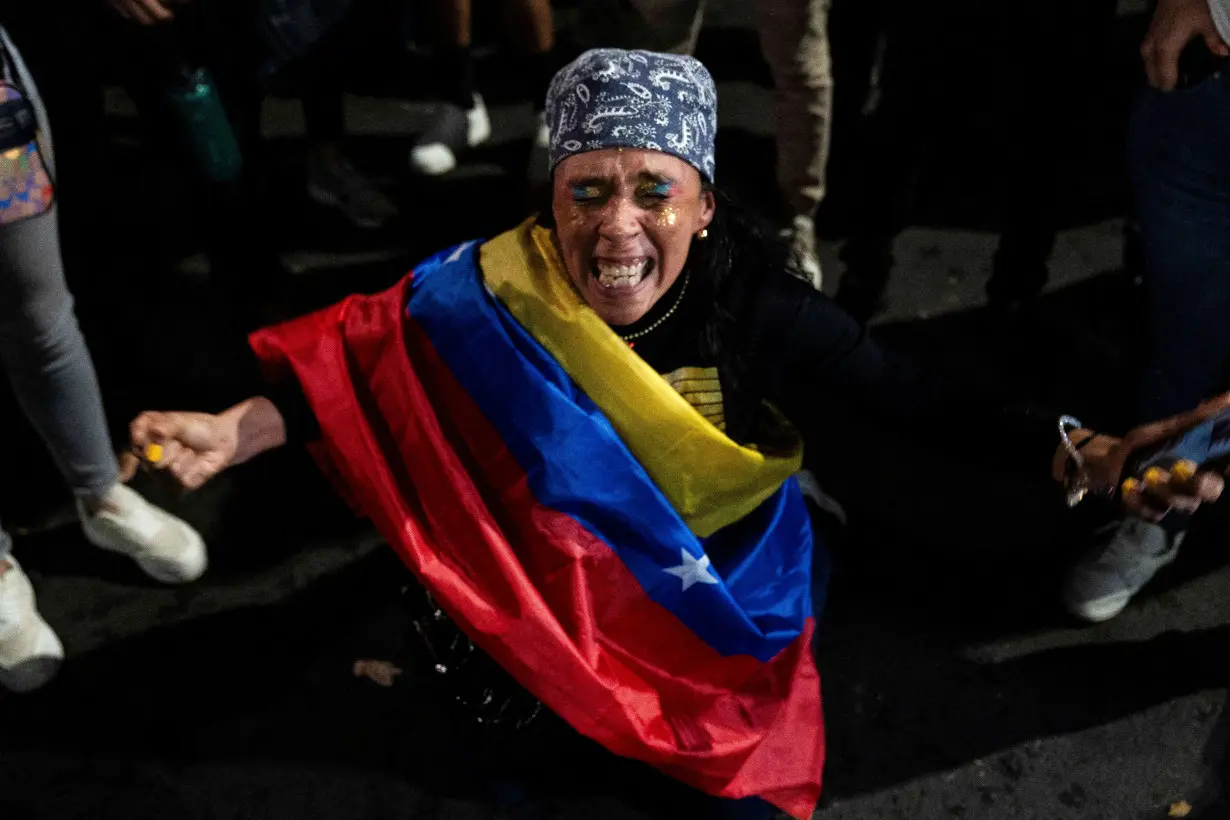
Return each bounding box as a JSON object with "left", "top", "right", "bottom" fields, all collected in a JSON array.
[{"left": 565, "top": 176, "right": 609, "bottom": 188}]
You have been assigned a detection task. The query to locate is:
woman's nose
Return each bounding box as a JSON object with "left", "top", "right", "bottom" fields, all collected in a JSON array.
[{"left": 597, "top": 196, "right": 642, "bottom": 241}]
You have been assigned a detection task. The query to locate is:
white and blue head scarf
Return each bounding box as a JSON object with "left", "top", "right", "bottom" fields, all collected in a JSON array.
[{"left": 545, "top": 48, "right": 718, "bottom": 181}]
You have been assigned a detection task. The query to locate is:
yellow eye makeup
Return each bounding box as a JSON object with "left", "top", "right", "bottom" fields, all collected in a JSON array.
[{"left": 637, "top": 181, "right": 674, "bottom": 198}]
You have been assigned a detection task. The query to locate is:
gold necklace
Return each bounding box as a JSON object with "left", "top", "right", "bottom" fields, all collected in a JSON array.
[{"left": 617, "top": 272, "right": 691, "bottom": 345}]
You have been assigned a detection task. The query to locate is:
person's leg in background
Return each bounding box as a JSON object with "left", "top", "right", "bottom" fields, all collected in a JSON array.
[
  {"left": 0, "top": 29, "right": 209, "bottom": 694},
  {"left": 986, "top": 0, "right": 1118, "bottom": 315},
  {"left": 500, "top": 0, "right": 562, "bottom": 186},
  {"left": 572, "top": 0, "right": 830, "bottom": 289},
  {"left": 409, "top": 0, "right": 492, "bottom": 176},
  {"left": 1064, "top": 70, "right": 1230, "bottom": 623},
  {"left": 983, "top": 1, "right": 1062, "bottom": 315},
  {"left": 832, "top": 0, "right": 933, "bottom": 323},
  {"left": 753, "top": 0, "right": 833, "bottom": 290},
  {"left": 411, "top": 0, "right": 560, "bottom": 178},
  {"left": 109, "top": 0, "right": 286, "bottom": 337},
  {"left": 501, "top": 0, "right": 558, "bottom": 131},
  {"left": 197, "top": 0, "right": 292, "bottom": 323},
  {"left": 615, "top": 0, "right": 707, "bottom": 54},
  {"left": 298, "top": 11, "right": 401, "bottom": 230}
]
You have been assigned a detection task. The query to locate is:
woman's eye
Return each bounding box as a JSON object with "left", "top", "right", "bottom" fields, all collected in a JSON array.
[
  {"left": 571, "top": 185, "right": 603, "bottom": 202},
  {"left": 640, "top": 182, "right": 673, "bottom": 199}
]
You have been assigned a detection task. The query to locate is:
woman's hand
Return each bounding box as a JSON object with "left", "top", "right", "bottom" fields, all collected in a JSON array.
[
  {"left": 1070, "top": 393, "right": 1230, "bottom": 521},
  {"left": 125, "top": 397, "right": 290, "bottom": 491},
  {"left": 128, "top": 410, "right": 240, "bottom": 491}
]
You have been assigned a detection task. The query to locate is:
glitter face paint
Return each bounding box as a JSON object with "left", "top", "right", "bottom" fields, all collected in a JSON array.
[
  {"left": 656, "top": 205, "right": 679, "bottom": 228},
  {"left": 566, "top": 203, "right": 589, "bottom": 230},
  {"left": 551, "top": 148, "right": 714, "bottom": 326}
]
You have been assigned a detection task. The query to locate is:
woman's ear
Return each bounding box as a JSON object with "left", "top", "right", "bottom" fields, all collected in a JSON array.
[{"left": 697, "top": 188, "right": 716, "bottom": 232}]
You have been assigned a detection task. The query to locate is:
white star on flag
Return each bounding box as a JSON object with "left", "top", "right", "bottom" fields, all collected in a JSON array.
[{"left": 664, "top": 549, "right": 719, "bottom": 591}]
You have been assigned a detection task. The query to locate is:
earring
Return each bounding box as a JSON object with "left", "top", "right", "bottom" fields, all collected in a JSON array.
[{"left": 697, "top": 228, "right": 709, "bottom": 240}]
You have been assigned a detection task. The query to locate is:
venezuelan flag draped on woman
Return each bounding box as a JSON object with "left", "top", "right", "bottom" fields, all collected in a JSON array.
[
  {"left": 249, "top": 221, "right": 827, "bottom": 818},
  {"left": 123, "top": 46, "right": 1230, "bottom": 820}
]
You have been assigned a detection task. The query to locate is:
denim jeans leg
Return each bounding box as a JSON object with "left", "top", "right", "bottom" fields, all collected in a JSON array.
[
  {"left": 1128, "top": 73, "right": 1230, "bottom": 423},
  {"left": 0, "top": 30, "right": 120, "bottom": 517}
]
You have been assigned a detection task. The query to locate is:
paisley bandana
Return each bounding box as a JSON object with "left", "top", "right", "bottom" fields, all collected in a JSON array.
[{"left": 545, "top": 48, "right": 717, "bottom": 181}]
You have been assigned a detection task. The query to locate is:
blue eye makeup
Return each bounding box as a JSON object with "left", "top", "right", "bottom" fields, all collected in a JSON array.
[{"left": 571, "top": 184, "right": 603, "bottom": 201}]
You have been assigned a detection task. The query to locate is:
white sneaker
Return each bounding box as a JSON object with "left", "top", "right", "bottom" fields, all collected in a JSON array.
[
  {"left": 1063, "top": 518, "right": 1183, "bottom": 623},
  {"left": 79, "top": 484, "right": 208, "bottom": 585},
  {"left": 410, "top": 94, "right": 492, "bottom": 176},
  {"left": 0, "top": 558, "right": 65, "bottom": 693}
]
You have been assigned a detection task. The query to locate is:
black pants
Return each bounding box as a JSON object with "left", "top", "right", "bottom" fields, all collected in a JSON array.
[{"left": 389, "top": 688, "right": 780, "bottom": 820}]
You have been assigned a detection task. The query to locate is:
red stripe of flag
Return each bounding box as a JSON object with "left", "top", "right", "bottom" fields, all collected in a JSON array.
[{"left": 250, "top": 279, "right": 825, "bottom": 818}]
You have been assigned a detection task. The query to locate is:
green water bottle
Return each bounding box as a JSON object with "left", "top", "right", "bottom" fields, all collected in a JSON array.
[{"left": 164, "top": 63, "right": 243, "bottom": 184}]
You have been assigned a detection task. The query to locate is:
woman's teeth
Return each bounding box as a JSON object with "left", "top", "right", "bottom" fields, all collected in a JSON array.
[{"left": 596, "top": 260, "right": 650, "bottom": 289}]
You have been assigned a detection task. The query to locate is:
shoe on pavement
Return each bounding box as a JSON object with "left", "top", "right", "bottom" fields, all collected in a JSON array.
[
  {"left": 79, "top": 483, "right": 208, "bottom": 585},
  {"left": 781, "top": 214, "right": 823, "bottom": 291},
  {"left": 410, "top": 94, "right": 492, "bottom": 176},
  {"left": 307, "top": 155, "right": 400, "bottom": 230},
  {"left": 0, "top": 557, "right": 65, "bottom": 694},
  {"left": 1063, "top": 518, "right": 1183, "bottom": 623}
]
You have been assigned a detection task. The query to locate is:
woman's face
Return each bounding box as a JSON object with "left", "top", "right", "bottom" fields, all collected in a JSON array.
[{"left": 552, "top": 148, "right": 715, "bottom": 326}]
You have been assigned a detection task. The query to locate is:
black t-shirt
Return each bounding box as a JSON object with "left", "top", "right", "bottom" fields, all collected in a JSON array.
[
  {"left": 267, "top": 266, "right": 1058, "bottom": 480},
  {"left": 310, "top": 264, "right": 1060, "bottom": 734}
]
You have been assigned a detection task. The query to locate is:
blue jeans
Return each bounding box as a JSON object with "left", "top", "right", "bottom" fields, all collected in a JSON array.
[
  {"left": 1128, "top": 68, "right": 1230, "bottom": 422},
  {"left": 0, "top": 29, "right": 120, "bottom": 561}
]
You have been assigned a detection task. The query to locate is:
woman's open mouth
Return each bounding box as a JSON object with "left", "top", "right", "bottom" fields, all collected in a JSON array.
[{"left": 593, "top": 258, "right": 654, "bottom": 290}]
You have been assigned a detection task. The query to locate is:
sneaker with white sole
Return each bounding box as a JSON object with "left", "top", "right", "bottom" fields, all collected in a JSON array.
[
  {"left": 307, "top": 155, "right": 400, "bottom": 230},
  {"left": 781, "top": 214, "right": 823, "bottom": 291},
  {"left": 533, "top": 113, "right": 549, "bottom": 150},
  {"left": 1063, "top": 518, "right": 1183, "bottom": 623},
  {"left": 0, "top": 557, "right": 65, "bottom": 693},
  {"left": 410, "top": 94, "right": 492, "bottom": 176},
  {"left": 78, "top": 484, "right": 207, "bottom": 585}
]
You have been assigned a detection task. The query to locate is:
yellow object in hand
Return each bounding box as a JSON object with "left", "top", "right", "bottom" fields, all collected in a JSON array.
[
  {"left": 1121, "top": 477, "right": 1141, "bottom": 495},
  {"left": 1143, "top": 466, "right": 1167, "bottom": 486},
  {"left": 145, "top": 443, "right": 164, "bottom": 464},
  {"left": 1170, "top": 460, "right": 1198, "bottom": 482}
]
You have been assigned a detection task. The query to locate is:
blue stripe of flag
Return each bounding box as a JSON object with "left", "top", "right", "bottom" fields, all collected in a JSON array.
[{"left": 404, "top": 242, "right": 814, "bottom": 662}]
